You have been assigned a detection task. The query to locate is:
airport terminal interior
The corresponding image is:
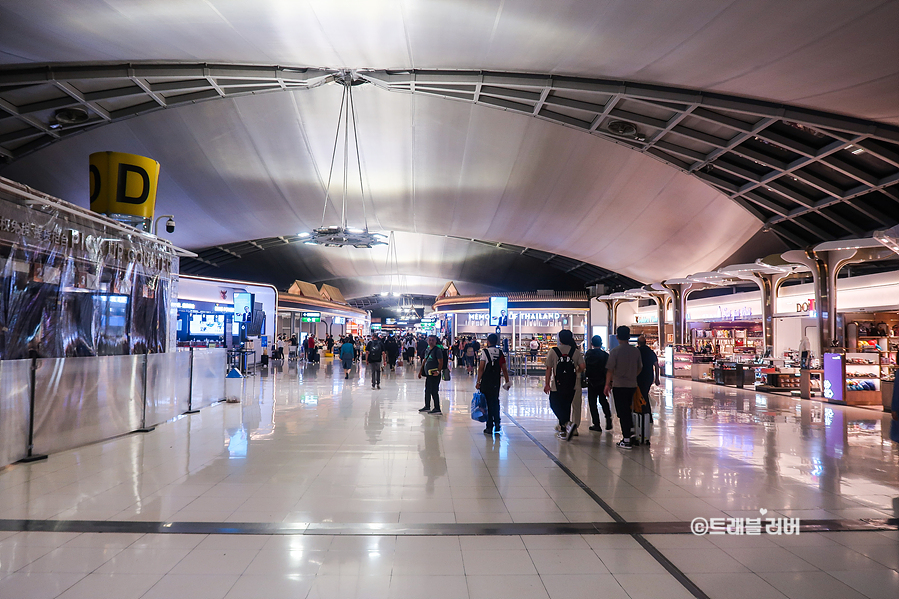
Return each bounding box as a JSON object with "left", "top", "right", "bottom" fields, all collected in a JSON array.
[{"left": 0, "top": 1, "right": 898, "bottom": 598}]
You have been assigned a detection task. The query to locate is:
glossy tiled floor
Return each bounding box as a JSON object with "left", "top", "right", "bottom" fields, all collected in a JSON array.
[{"left": 0, "top": 358, "right": 896, "bottom": 598}]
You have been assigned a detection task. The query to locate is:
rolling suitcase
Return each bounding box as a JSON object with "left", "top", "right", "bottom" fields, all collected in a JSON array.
[{"left": 632, "top": 412, "right": 652, "bottom": 446}]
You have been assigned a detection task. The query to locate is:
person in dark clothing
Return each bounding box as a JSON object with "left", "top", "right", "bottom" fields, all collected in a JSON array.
[
  {"left": 634, "top": 335, "right": 660, "bottom": 444},
  {"left": 416, "top": 336, "right": 428, "bottom": 363},
  {"left": 418, "top": 335, "right": 444, "bottom": 414},
  {"left": 366, "top": 335, "right": 384, "bottom": 389},
  {"left": 584, "top": 335, "right": 613, "bottom": 432},
  {"left": 385, "top": 335, "right": 400, "bottom": 371},
  {"left": 636, "top": 335, "right": 660, "bottom": 404},
  {"left": 476, "top": 333, "right": 511, "bottom": 434}
]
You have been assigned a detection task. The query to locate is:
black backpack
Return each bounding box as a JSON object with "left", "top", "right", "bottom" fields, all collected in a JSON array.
[
  {"left": 552, "top": 347, "right": 577, "bottom": 393},
  {"left": 584, "top": 348, "right": 609, "bottom": 384},
  {"left": 481, "top": 348, "right": 503, "bottom": 389},
  {"left": 368, "top": 341, "right": 383, "bottom": 362}
]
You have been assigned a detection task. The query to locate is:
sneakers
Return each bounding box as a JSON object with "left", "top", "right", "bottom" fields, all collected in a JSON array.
[
  {"left": 418, "top": 406, "right": 430, "bottom": 412},
  {"left": 564, "top": 422, "right": 575, "bottom": 441},
  {"left": 588, "top": 425, "right": 603, "bottom": 432},
  {"left": 616, "top": 439, "right": 632, "bottom": 449},
  {"left": 554, "top": 424, "right": 562, "bottom": 432},
  {"left": 371, "top": 384, "right": 375, "bottom": 389},
  {"left": 377, "top": 384, "right": 381, "bottom": 389},
  {"left": 429, "top": 408, "right": 442, "bottom": 415},
  {"left": 605, "top": 417, "right": 613, "bottom": 431},
  {"left": 483, "top": 427, "right": 493, "bottom": 435},
  {"left": 556, "top": 431, "right": 568, "bottom": 439}
]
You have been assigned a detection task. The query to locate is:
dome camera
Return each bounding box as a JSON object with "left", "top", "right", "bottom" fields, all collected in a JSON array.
[{"left": 166, "top": 217, "right": 176, "bottom": 234}]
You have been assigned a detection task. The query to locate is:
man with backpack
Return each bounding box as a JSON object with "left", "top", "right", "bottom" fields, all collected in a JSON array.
[
  {"left": 476, "top": 333, "right": 511, "bottom": 435},
  {"left": 604, "top": 326, "right": 643, "bottom": 449},
  {"left": 584, "top": 335, "right": 613, "bottom": 432},
  {"left": 418, "top": 335, "right": 445, "bottom": 414},
  {"left": 543, "top": 329, "right": 585, "bottom": 441},
  {"left": 366, "top": 334, "right": 384, "bottom": 389}
]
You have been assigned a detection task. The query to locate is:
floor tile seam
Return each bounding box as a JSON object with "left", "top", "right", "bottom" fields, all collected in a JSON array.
[{"left": 502, "top": 410, "right": 713, "bottom": 599}]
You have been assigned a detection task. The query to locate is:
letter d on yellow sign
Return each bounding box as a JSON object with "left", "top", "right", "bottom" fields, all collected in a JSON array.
[{"left": 89, "top": 152, "right": 160, "bottom": 231}]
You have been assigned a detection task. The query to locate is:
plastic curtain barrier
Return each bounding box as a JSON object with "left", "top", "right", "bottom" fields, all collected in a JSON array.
[{"left": 0, "top": 182, "right": 178, "bottom": 360}]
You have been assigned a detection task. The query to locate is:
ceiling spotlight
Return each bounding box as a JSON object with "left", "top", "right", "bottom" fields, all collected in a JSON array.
[
  {"left": 298, "top": 232, "right": 310, "bottom": 238},
  {"left": 380, "top": 292, "right": 388, "bottom": 297}
]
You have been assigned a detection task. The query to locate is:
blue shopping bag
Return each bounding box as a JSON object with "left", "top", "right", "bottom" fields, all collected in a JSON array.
[{"left": 470, "top": 391, "right": 488, "bottom": 422}]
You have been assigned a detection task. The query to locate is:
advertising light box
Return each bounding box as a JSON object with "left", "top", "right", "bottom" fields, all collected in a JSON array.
[{"left": 490, "top": 297, "right": 509, "bottom": 326}]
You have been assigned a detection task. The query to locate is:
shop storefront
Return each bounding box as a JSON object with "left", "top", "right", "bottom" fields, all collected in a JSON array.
[
  {"left": 276, "top": 280, "right": 369, "bottom": 348},
  {"left": 434, "top": 291, "right": 589, "bottom": 365},
  {"left": 176, "top": 275, "right": 278, "bottom": 368}
]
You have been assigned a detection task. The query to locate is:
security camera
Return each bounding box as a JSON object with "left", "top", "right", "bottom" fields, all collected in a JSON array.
[{"left": 165, "top": 217, "right": 175, "bottom": 234}]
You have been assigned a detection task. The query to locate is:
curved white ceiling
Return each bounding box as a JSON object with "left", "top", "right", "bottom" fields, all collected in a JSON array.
[
  {"left": 0, "top": 0, "right": 894, "bottom": 295},
  {"left": 0, "top": 84, "right": 760, "bottom": 284},
  {"left": 1, "top": 0, "right": 896, "bottom": 124}
]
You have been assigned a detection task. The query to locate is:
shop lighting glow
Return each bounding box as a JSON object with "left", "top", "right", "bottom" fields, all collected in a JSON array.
[{"left": 297, "top": 232, "right": 310, "bottom": 238}]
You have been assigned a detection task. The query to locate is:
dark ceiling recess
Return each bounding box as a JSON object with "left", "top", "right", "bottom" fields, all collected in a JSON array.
[
  {"left": 0, "top": 64, "right": 897, "bottom": 249},
  {"left": 177, "top": 234, "right": 642, "bottom": 297}
]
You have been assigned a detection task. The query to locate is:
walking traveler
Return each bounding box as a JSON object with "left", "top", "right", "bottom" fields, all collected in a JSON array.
[
  {"left": 385, "top": 335, "right": 400, "bottom": 371},
  {"left": 366, "top": 335, "right": 384, "bottom": 389},
  {"left": 584, "top": 335, "right": 613, "bottom": 432},
  {"left": 543, "top": 329, "right": 585, "bottom": 441},
  {"left": 340, "top": 335, "right": 355, "bottom": 379},
  {"left": 529, "top": 337, "right": 539, "bottom": 361},
  {"left": 476, "top": 333, "right": 511, "bottom": 435},
  {"left": 418, "top": 335, "right": 445, "bottom": 414},
  {"left": 464, "top": 338, "right": 476, "bottom": 375},
  {"left": 634, "top": 335, "right": 660, "bottom": 444},
  {"left": 416, "top": 335, "right": 428, "bottom": 364},
  {"left": 604, "top": 326, "right": 643, "bottom": 449}
]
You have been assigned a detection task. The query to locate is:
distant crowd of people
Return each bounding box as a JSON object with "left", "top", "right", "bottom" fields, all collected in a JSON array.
[{"left": 272, "top": 324, "right": 663, "bottom": 448}]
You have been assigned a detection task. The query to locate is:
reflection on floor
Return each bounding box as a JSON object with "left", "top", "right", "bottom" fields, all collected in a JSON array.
[{"left": 0, "top": 358, "right": 896, "bottom": 598}]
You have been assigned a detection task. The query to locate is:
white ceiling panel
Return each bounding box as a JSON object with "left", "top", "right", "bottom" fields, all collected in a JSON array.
[
  {"left": 0, "top": 0, "right": 895, "bottom": 122},
  {"left": 0, "top": 83, "right": 760, "bottom": 284}
]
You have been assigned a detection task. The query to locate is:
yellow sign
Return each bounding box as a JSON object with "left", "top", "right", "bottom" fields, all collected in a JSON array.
[{"left": 89, "top": 152, "right": 160, "bottom": 220}]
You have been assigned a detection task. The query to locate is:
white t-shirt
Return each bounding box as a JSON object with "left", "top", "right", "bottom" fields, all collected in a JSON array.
[{"left": 529, "top": 340, "right": 539, "bottom": 350}]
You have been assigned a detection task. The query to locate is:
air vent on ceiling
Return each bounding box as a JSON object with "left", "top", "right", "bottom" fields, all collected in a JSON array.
[
  {"left": 606, "top": 120, "right": 645, "bottom": 141},
  {"left": 53, "top": 107, "right": 90, "bottom": 126}
]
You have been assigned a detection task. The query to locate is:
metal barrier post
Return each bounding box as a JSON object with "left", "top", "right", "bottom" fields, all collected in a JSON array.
[
  {"left": 135, "top": 354, "right": 155, "bottom": 432},
  {"left": 17, "top": 357, "right": 47, "bottom": 463},
  {"left": 183, "top": 348, "right": 200, "bottom": 414}
]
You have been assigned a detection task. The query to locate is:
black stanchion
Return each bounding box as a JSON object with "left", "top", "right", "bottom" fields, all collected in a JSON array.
[
  {"left": 17, "top": 357, "right": 47, "bottom": 463},
  {"left": 183, "top": 348, "right": 199, "bottom": 414},
  {"left": 135, "top": 354, "right": 155, "bottom": 433}
]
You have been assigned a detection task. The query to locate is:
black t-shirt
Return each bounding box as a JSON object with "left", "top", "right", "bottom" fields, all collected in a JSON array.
[
  {"left": 423, "top": 346, "right": 444, "bottom": 375},
  {"left": 584, "top": 347, "right": 609, "bottom": 383},
  {"left": 637, "top": 345, "right": 658, "bottom": 382}
]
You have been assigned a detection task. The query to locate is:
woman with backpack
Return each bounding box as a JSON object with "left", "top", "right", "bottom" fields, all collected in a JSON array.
[{"left": 543, "top": 329, "right": 585, "bottom": 440}]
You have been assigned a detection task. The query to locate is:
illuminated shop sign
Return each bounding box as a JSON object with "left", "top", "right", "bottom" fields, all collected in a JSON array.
[
  {"left": 463, "top": 311, "right": 567, "bottom": 326},
  {"left": 686, "top": 304, "right": 755, "bottom": 321},
  {"left": 635, "top": 315, "right": 658, "bottom": 324}
]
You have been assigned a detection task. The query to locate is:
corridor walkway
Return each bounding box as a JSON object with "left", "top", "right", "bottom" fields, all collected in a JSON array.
[{"left": 0, "top": 358, "right": 896, "bottom": 599}]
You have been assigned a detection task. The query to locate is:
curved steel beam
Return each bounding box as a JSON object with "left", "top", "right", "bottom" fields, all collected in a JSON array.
[{"left": 1, "top": 63, "right": 897, "bottom": 248}]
